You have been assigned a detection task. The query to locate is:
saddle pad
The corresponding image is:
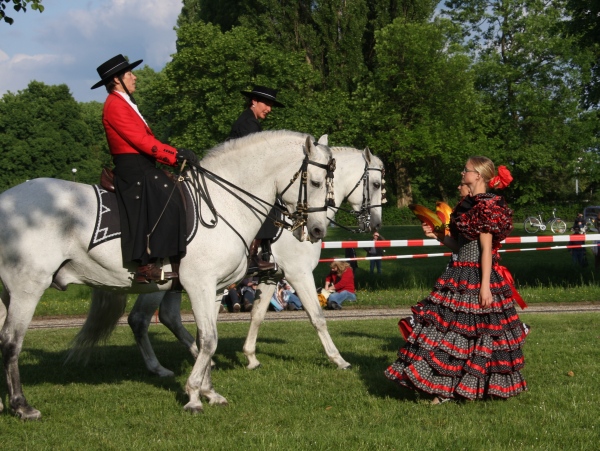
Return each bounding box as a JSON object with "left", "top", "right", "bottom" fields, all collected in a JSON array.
[{"left": 88, "top": 183, "right": 199, "bottom": 251}]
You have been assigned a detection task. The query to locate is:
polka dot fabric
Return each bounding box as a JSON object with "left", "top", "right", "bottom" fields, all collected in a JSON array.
[{"left": 385, "top": 194, "right": 528, "bottom": 400}]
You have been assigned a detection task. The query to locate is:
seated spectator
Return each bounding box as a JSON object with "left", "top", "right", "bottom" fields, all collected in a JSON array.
[
  {"left": 572, "top": 212, "right": 585, "bottom": 234},
  {"left": 220, "top": 277, "right": 258, "bottom": 313},
  {"left": 239, "top": 277, "right": 259, "bottom": 312},
  {"left": 270, "top": 279, "right": 303, "bottom": 311},
  {"left": 324, "top": 261, "right": 356, "bottom": 310}
]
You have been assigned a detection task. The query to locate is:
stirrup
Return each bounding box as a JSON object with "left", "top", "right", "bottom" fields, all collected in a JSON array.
[{"left": 135, "top": 263, "right": 177, "bottom": 284}]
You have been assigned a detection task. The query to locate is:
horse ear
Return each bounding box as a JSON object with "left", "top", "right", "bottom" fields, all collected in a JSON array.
[
  {"left": 363, "top": 146, "right": 373, "bottom": 164},
  {"left": 304, "top": 136, "right": 313, "bottom": 157},
  {"left": 317, "top": 134, "right": 328, "bottom": 146}
]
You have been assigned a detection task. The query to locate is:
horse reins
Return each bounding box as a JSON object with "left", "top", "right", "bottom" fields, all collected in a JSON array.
[{"left": 172, "top": 149, "right": 335, "bottom": 252}]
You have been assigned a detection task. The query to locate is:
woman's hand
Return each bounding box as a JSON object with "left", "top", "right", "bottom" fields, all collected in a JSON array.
[
  {"left": 421, "top": 222, "right": 438, "bottom": 240},
  {"left": 479, "top": 286, "right": 493, "bottom": 308}
]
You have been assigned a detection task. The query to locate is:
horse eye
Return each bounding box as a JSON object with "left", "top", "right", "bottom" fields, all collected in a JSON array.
[
  {"left": 310, "top": 180, "right": 322, "bottom": 188},
  {"left": 373, "top": 182, "right": 381, "bottom": 189}
]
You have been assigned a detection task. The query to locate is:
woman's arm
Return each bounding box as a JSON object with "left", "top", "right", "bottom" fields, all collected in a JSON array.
[
  {"left": 479, "top": 232, "right": 493, "bottom": 308},
  {"left": 422, "top": 223, "right": 459, "bottom": 252}
]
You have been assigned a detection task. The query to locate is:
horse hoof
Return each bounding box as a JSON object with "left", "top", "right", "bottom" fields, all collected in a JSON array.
[
  {"left": 183, "top": 402, "right": 204, "bottom": 414},
  {"left": 340, "top": 363, "right": 352, "bottom": 370},
  {"left": 13, "top": 405, "right": 42, "bottom": 421},
  {"left": 207, "top": 395, "right": 229, "bottom": 407},
  {"left": 156, "top": 368, "right": 175, "bottom": 378},
  {"left": 246, "top": 362, "right": 261, "bottom": 370}
]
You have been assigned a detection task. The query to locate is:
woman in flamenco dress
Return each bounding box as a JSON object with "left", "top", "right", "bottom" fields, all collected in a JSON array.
[{"left": 385, "top": 156, "right": 529, "bottom": 404}]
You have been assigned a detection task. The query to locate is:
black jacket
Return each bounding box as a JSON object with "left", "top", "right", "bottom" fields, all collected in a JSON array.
[{"left": 228, "top": 108, "right": 262, "bottom": 140}]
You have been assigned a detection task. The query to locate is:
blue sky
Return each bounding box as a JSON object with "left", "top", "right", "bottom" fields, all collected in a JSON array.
[{"left": 0, "top": 0, "right": 182, "bottom": 102}]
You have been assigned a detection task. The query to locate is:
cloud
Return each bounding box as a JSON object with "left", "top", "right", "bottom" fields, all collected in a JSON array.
[{"left": 0, "top": 0, "right": 182, "bottom": 102}]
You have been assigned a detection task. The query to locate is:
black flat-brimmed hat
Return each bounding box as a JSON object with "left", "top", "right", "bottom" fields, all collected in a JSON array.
[
  {"left": 91, "top": 54, "right": 143, "bottom": 90},
  {"left": 241, "top": 85, "right": 285, "bottom": 108}
]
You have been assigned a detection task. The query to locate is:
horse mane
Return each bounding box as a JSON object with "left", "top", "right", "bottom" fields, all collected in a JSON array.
[{"left": 204, "top": 130, "right": 312, "bottom": 161}]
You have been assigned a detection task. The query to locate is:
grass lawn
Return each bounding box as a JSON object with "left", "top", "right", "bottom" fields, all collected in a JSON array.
[
  {"left": 0, "top": 313, "right": 598, "bottom": 450},
  {"left": 32, "top": 224, "right": 600, "bottom": 317}
]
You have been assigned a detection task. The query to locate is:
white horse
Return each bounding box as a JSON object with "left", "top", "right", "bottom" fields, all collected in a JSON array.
[
  {"left": 0, "top": 130, "right": 333, "bottom": 419},
  {"left": 127, "top": 146, "right": 384, "bottom": 377}
]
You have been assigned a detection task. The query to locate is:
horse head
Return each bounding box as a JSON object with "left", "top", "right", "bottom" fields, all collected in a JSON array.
[
  {"left": 330, "top": 146, "right": 384, "bottom": 233},
  {"left": 278, "top": 134, "right": 333, "bottom": 243}
]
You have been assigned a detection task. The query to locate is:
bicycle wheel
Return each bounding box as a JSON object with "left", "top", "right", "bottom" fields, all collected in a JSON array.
[
  {"left": 551, "top": 218, "right": 567, "bottom": 234},
  {"left": 524, "top": 217, "right": 541, "bottom": 233}
]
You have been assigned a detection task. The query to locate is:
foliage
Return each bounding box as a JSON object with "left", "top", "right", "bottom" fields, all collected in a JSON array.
[
  {"left": 0, "top": 0, "right": 43, "bottom": 25},
  {"left": 360, "top": 18, "right": 486, "bottom": 207},
  {"left": 565, "top": 0, "right": 600, "bottom": 106},
  {"left": 161, "top": 20, "right": 352, "bottom": 152},
  {"left": 442, "top": 0, "right": 600, "bottom": 206},
  {"left": 0, "top": 82, "right": 108, "bottom": 189}
]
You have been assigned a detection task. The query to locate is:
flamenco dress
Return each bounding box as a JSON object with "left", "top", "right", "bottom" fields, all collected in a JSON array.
[{"left": 385, "top": 193, "right": 528, "bottom": 400}]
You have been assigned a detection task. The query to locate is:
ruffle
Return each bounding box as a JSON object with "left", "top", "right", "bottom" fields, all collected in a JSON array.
[
  {"left": 454, "top": 194, "right": 513, "bottom": 244},
  {"left": 385, "top": 356, "right": 528, "bottom": 400}
]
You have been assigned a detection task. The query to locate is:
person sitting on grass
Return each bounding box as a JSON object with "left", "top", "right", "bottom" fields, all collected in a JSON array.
[
  {"left": 324, "top": 261, "right": 356, "bottom": 310},
  {"left": 270, "top": 279, "right": 303, "bottom": 311}
]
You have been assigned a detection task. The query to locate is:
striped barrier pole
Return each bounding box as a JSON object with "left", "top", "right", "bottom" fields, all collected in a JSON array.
[
  {"left": 320, "top": 233, "right": 600, "bottom": 249},
  {"left": 319, "top": 244, "right": 600, "bottom": 262}
]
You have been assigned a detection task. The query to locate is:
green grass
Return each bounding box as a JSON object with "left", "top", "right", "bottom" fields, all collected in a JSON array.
[
  {"left": 0, "top": 314, "right": 598, "bottom": 449},
  {"left": 30, "top": 224, "right": 600, "bottom": 317}
]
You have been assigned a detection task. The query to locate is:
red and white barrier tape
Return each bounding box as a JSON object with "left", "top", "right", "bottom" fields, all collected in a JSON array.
[
  {"left": 320, "top": 233, "right": 600, "bottom": 249},
  {"left": 320, "top": 244, "right": 600, "bottom": 262}
]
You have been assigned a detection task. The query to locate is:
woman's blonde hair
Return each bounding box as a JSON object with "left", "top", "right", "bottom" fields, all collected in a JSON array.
[
  {"left": 468, "top": 156, "right": 495, "bottom": 184},
  {"left": 330, "top": 261, "right": 350, "bottom": 274}
]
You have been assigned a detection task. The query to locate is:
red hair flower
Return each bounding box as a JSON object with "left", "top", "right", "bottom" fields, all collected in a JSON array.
[{"left": 489, "top": 165, "right": 513, "bottom": 189}]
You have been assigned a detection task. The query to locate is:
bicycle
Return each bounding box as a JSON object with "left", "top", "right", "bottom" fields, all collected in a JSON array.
[{"left": 523, "top": 209, "right": 567, "bottom": 234}]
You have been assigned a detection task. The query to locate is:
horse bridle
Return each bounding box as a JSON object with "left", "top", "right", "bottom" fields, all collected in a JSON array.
[
  {"left": 278, "top": 153, "right": 336, "bottom": 232},
  {"left": 329, "top": 162, "right": 385, "bottom": 233},
  {"left": 179, "top": 148, "right": 336, "bottom": 250}
]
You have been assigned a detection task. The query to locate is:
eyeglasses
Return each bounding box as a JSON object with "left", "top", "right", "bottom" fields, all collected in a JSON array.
[{"left": 461, "top": 167, "right": 478, "bottom": 174}]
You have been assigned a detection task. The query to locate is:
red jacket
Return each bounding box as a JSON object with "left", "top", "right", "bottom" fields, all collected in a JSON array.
[
  {"left": 102, "top": 92, "right": 177, "bottom": 166},
  {"left": 325, "top": 267, "right": 355, "bottom": 293}
]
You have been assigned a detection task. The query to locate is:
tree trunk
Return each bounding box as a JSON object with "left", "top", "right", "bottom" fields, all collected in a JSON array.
[{"left": 394, "top": 159, "right": 412, "bottom": 207}]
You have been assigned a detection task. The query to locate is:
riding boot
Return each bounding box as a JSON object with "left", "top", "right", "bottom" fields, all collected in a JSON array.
[
  {"left": 135, "top": 261, "right": 177, "bottom": 284},
  {"left": 247, "top": 238, "right": 275, "bottom": 272}
]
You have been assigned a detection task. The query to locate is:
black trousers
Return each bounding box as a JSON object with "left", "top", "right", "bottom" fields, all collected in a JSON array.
[{"left": 113, "top": 154, "right": 187, "bottom": 265}]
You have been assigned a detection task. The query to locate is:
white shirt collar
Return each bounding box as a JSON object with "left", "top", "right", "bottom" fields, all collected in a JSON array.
[{"left": 115, "top": 91, "right": 148, "bottom": 126}]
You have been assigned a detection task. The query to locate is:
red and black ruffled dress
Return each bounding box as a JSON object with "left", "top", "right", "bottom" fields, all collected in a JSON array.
[{"left": 385, "top": 193, "right": 529, "bottom": 400}]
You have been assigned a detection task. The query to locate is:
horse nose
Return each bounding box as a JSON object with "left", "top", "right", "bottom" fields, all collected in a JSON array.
[{"left": 309, "top": 225, "right": 325, "bottom": 241}]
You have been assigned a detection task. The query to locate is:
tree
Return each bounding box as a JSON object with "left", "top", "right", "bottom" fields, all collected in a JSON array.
[
  {"left": 360, "top": 18, "right": 485, "bottom": 206},
  {"left": 159, "top": 20, "right": 350, "bottom": 152},
  {"left": 1, "top": 0, "right": 44, "bottom": 25},
  {"left": 0, "top": 82, "right": 106, "bottom": 190},
  {"left": 442, "top": 0, "right": 600, "bottom": 205}
]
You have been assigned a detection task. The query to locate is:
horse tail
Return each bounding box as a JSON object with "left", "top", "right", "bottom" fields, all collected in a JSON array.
[{"left": 65, "top": 288, "right": 127, "bottom": 364}]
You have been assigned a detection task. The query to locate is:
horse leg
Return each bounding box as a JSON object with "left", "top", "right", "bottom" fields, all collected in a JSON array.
[
  {"left": 184, "top": 284, "right": 227, "bottom": 413},
  {"left": 285, "top": 273, "right": 351, "bottom": 370},
  {"left": 0, "top": 287, "right": 46, "bottom": 420},
  {"left": 243, "top": 281, "right": 277, "bottom": 369},
  {"left": 128, "top": 291, "right": 176, "bottom": 377},
  {"left": 158, "top": 291, "right": 198, "bottom": 359}
]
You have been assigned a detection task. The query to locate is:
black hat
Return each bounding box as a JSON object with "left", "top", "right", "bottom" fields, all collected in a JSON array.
[
  {"left": 240, "top": 85, "right": 285, "bottom": 108},
  {"left": 91, "top": 54, "right": 143, "bottom": 90}
]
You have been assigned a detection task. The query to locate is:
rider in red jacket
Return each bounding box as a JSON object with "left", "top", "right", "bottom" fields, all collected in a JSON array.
[{"left": 92, "top": 54, "right": 198, "bottom": 284}]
